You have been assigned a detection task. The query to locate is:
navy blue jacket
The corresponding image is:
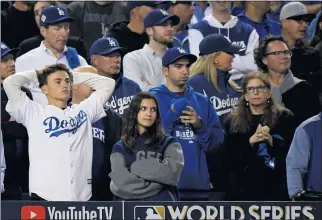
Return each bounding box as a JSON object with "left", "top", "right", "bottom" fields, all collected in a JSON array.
[
  {"left": 187, "top": 70, "right": 242, "bottom": 124},
  {"left": 106, "top": 74, "right": 141, "bottom": 117},
  {"left": 237, "top": 13, "right": 281, "bottom": 39},
  {"left": 149, "top": 85, "right": 224, "bottom": 199}
]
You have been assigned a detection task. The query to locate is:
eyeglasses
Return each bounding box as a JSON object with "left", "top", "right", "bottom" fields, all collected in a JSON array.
[
  {"left": 265, "top": 50, "right": 292, "bottom": 57},
  {"left": 288, "top": 17, "right": 312, "bottom": 24},
  {"left": 246, "top": 85, "right": 269, "bottom": 93}
]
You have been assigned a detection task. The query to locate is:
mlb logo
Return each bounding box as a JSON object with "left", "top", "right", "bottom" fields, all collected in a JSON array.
[{"left": 134, "top": 206, "right": 165, "bottom": 220}]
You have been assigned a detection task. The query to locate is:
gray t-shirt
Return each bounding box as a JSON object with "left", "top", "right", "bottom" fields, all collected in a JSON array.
[{"left": 68, "top": 1, "right": 128, "bottom": 51}]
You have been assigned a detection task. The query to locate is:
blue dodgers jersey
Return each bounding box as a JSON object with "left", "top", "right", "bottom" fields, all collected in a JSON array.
[{"left": 91, "top": 119, "right": 105, "bottom": 183}]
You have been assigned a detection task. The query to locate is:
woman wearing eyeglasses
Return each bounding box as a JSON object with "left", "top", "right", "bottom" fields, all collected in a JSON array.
[{"left": 223, "top": 71, "right": 296, "bottom": 201}]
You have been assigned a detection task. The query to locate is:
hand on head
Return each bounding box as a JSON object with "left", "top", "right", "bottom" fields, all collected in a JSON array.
[{"left": 73, "top": 65, "right": 98, "bottom": 74}]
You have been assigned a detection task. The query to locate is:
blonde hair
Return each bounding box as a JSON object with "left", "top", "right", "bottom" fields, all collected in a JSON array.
[{"left": 190, "top": 52, "right": 221, "bottom": 92}]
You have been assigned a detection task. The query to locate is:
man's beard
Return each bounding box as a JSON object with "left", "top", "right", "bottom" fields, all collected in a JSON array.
[{"left": 152, "top": 34, "right": 173, "bottom": 46}]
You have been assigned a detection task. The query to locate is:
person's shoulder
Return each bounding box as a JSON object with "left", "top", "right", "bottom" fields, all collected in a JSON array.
[
  {"left": 16, "top": 47, "right": 41, "bottom": 62},
  {"left": 112, "top": 140, "right": 127, "bottom": 153},
  {"left": 125, "top": 47, "right": 144, "bottom": 57},
  {"left": 236, "top": 18, "right": 256, "bottom": 32},
  {"left": 190, "top": 19, "right": 209, "bottom": 30},
  {"left": 68, "top": 1, "right": 84, "bottom": 9},
  {"left": 298, "top": 113, "right": 322, "bottom": 131},
  {"left": 162, "top": 134, "right": 178, "bottom": 146},
  {"left": 20, "top": 35, "right": 42, "bottom": 45},
  {"left": 121, "top": 76, "right": 139, "bottom": 86}
]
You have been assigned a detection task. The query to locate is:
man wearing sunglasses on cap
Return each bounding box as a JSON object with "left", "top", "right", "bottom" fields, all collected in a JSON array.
[{"left": 280, "top": 2, "right": 321, "bottom": 94}]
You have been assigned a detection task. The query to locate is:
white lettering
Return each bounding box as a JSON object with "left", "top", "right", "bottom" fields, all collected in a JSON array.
[
  {"left": 231, "top": 206, "right": 245, "bottom": 220},
  {"left": 261, "top": 206, "right": 271, "bottom": 219},
  {"left": 168, "top": 206, "right": 187, "bottom": 220},
  {"left": 272, "top": 206, "right": 283, "bottom": 219},
  {"left": 187, "top": 206, "right": 205, "bottom": 220},
  {"left": 249, "top": 205, "right": 260, "bottom": 220},
  {"left": 303, "top": 206, "right": 315, "bottom": 219}
]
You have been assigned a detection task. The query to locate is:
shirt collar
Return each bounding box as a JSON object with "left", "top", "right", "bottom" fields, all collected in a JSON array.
[
  {"left": 143, "top": 44, "right": 158, "bottom": 57},
  {"left": 143, "top": 44, "right": 168, "bottom": 58},
  {"left": 40, "top": 41, "right": 68, "bottom": 56}
]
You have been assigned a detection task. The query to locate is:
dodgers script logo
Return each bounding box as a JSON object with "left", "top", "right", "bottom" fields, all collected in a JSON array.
[{"left": 43, "top": 110, "right": 88, "bottom": 137}]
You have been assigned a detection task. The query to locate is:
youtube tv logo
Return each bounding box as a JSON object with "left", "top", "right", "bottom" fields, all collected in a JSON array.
[{"left": 21, "top": 206, "right": 46, "bottom": 220}]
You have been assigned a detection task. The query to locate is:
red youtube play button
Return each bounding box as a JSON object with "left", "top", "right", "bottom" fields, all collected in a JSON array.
[{"left": 21, "top": 206, "right": 46, "bottom": 220}]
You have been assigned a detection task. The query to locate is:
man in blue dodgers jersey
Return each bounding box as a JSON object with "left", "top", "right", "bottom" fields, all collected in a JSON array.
[
  {"left": 189, "top": 1, "right": 259, "bottom": 80},
  {"left": 150, "top": 47, "right": 224, "bottom": 200},
  {"left": 90, "top": 37, "right": 141, "bottom": 117},
  {"left": 70, "top": 65, "right": 123, "bottom": 201},
  {"left": 3, "top": 63, "right": 115, "bottom": 201},
  {"left": 286, "top": 112, "right": 322, "bottom": 200}
]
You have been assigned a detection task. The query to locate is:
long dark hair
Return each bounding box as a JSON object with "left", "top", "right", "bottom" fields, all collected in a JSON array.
[
  {"left": 228, "top": 71, "right": 291, "bottom": 133},
  {"left": 121, "top": 92, "right": 166, "bottom": 150}
]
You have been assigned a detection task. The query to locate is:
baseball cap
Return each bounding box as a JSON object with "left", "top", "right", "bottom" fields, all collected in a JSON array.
[
  {"left": 162, "top": 47, "right": 197, "bottom": 67},
  {"left": 40, "top": 6, "right": 75, "bottom": 26},
  {"left": 144, "top": 9, "right": 180, "bottom": 28},
  {"left": 159, "top": 1, "right": 193, "bottom": 10},
  {"left": 1, "top": 42, "right": 18, "bottom": 58},
  {"left": 127, "top": 1, "right": 158, "bottom": 12},
  {"left": 199, "top": 34, "right": 242, "bottom": 56},
  {"left": 89, "top": 37, "right": 125, "bottom": 57},
  {"left": 280, "top": 2, "right": 315, "bottom": 22}
]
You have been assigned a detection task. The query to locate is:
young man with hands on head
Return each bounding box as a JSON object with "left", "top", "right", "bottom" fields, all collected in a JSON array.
[{"left": 3, "top": 63, "right": 115, "bottom": 201}]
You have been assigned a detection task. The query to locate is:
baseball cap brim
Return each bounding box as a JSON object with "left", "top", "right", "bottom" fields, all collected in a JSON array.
[
  {"left": 223, "top": 44, "right": 243, "bottom": 55},
  {"left": 93, "top": 47, "right": 126, "bottom": 57},
  {"left": 43, "top": 17, "right": 75, "bottom": 25},
  {"left": 287, "top": 14, "right": 316, "bottom": 22},
  {"left": 1, "top": 48, "right": 18, "bottom": 58},
  {"left": 166, "top": 54, "right": 197, "bottom": 66},
  {"left": 155, "top": 15, "right": 180, "bottom": 27}
]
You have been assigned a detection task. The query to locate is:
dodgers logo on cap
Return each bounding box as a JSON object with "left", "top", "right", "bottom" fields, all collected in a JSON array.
[
  {"left": 178, "top": 48, "right": 186, "bottom": 54},
  {"left": 40, "top": 6, "right": 74, "bottom": 26}
]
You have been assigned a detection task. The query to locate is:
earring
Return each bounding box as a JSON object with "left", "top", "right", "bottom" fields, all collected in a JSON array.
[
  {"left": 267, "top": 99, "right": 270, "bottom": 105},
  {"left": 214, "top": 61, "right": 218, "bottom": 64},
  {"left": 245, "top": 101, "right": 249, "bottom": 106}
]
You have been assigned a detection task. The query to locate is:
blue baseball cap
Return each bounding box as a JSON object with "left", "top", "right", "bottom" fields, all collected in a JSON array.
[
  {"left": 159, "top": 1, "right": 193, "bottom": 10},
  {"left": 144, "top": 9, "right": 180, "bottom": 28},
  {"left": 199, "top": 34, "right": 242, "bottom": 56},
  {"left": 127, "top": 1, "right": 158, "bottom": 12},
  {"left": 89, "top": 37, "right": 125, "bottom": 57},
  {"left": 40, "top": 6, "right": 74, "bottom": 26},
  {"left": 1, "top": 42, "right": 18, "bottom": 58},
  {"left": 162, "top": 47, "right": 197, "bottom": 67}
]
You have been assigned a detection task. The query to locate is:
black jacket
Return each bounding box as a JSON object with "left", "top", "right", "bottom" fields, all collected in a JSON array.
[
  {"left": 17, "top": 35, "right": 88, "bottom": 62},
  {"left": 282, "top": 81, "right": 321, "bottom": 127},
  {"left": 224, "top": 110, "right": 296, "bottom": 201},
  {"left": 1, "top": 84, "right": 31, "bottom": 198},
  {"left": 291, "top": 41, "right": 321, "bottom": 93},
  {"left": 105, "top": 21, "right": 149, "bottom": 54},
  {"left": 93, "top": 108, "right": 123, "bottom": 201}
]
